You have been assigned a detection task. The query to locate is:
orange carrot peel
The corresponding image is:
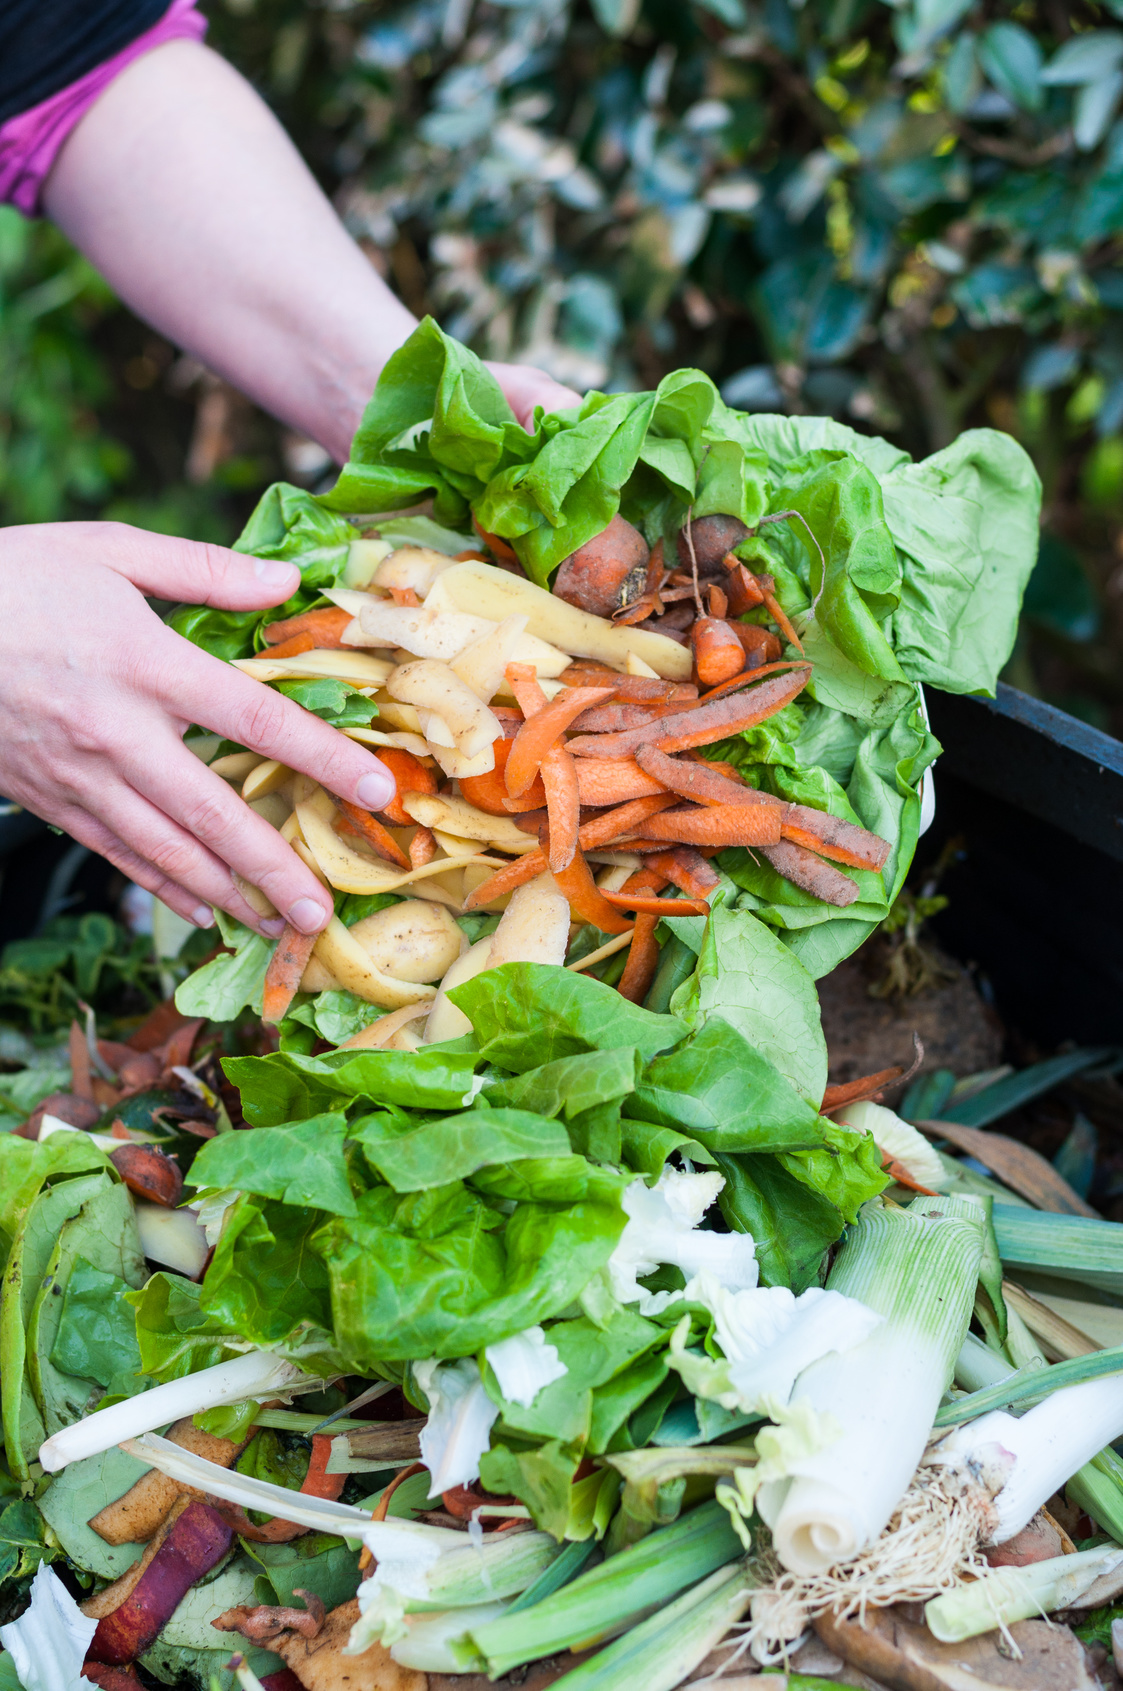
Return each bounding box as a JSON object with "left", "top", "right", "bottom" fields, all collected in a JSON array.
[
  {"left": 262, "top": 925, "right": 318, "bottom": 1025},
  {"left": 600, "top": 889, "right": 710, "bottom": 917},
  {"left": 574, "top": 757, "right": 666, "bottom": 807},
  {"left": 550, "top": 850, "right": 634, "bottom": 933},
  {"left": 264, "top": 631, "right": 317, "bottom": 659},
  {"left": 540, "top": 745, "right": 581, "bottom": 872},
  {"left": 505, "top": 685, "right": 615, "bottom": 798},
  {"left": 567, "top": 667, "right": 811, "bottom": 759},
  {"left": 337, "top": 799, "right": 411, "bottom": 869},
  {"left": 632, "top": 803, "right": 783, "bottom": 848},
  {"left": 462, "top": 793, "right": 678, "bottom": 911},
  {"left": 372, "top": 748, "right": 437, "bottom": 825},
  {"left": 262, "top": 606, "right": 353, "bottom": 648},
  {"left": 617, "top": 913, "right": 660, "bottom": 1002}
]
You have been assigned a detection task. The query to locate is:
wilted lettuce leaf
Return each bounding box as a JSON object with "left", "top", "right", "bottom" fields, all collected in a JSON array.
[
  {"left": 712, "top": 1151, "right": 844, "bottom": 1292},
  {"left": 478, "top": 1439, "right": 581, "bottom": 1540},
  {"left": 223, "top": 1045, "right": 482, "bottom": 1126},
  {"left": 485, "top": 1047, "right": 641, "bottom": 1122},
  {"left": 485, "top": 1308, "right": 663, "bottom": 1449},
  {"left": 354, "top": 1106, "right": 570, "bottom": 1191},
  {"left": 619, "top": 1119, "right": 713, "bottom": 1180},
  {"left": 50, "top": 1259, "right": 144, "bottom": 1394},
  {"left": 630, "top": 1017, "right": 824, "bottom": 1156},
  {"left": 188, "top": 1112, "right": 357, "bottom": 1216},
  {"left": 175, "top": 920, "right": 272, "bottom": 1022},
  {"left": 671, "top": 905, "right": 827, "bottom": 1104},
  {"left": 450, "top": 962, "right": 684, "bottom": 1071},
  {"left": 778, "top": 1116, "right": 887, "bottom": 1224},
  {"left": 313, "top": 1166, "right": 627, "bottom": 1362}
]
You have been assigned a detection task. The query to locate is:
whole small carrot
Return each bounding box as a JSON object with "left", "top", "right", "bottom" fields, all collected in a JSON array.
[{"left": 262, "top": 925, "right": 318, "bottom": 1025}]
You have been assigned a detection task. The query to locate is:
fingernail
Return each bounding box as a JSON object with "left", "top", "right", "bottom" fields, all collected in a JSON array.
[
  {"left": 260, "top": 917, "right": 286, "bottom": 938},
  {"left": 288, "top": 896, "right": 329, "bottom": 934},
  {"left": 357, "top": 770, "right": 395, "bottom": 810},
  {"left": 191, "top": 904, "right": 215, "bottom": 928},
  {"left": 255, "top": 558, "right": 300, "bottom": 590}
]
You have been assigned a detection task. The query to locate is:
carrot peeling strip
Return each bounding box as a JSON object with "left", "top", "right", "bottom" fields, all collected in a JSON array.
[
  {"left": 721, "top": 555, "right": 766, "bottom": 614},
  {"left": 696, "top": 659, "right": 812, "bottom": 705},
  {"left": 504, "top": 661, "right": 548, "bottom": 719},
  {"left": 374, "top": 747, "right": 438, "bottom": 824},
  {"left": 601, "top": 890, "right": 710, "bottom": 917},
  {"left": 262, "top": 606, "right": 353, "bottom": 648},
  {"left": 575, "top": 757, "right": 666, "bottom": 808},
  {"left": 821, "top": 1065, "right": 904, "bottom": 1113},
  {"left": 643, "top": 846, "right": 720, "bottom": 899},
  {"left": 618, "top": 913, "right": 661, "bottom": 1003},
  {"left": 337, "top": 798, "right": 411, "bottom": 869},
  {"left": 568, "top": 668, "right": 811, "bottom": 760},
  {"left": 462, "top": 792, "right": 678, "bottom": 911},
  {"left": 635, "top": 743, "right": 773, "bottom": 807},
  {"left": 550, "top": 849, "right": 633, "bottom": 933},
  {"left": 568, "top": 701, "right": 684, "bottom": 734},
  {"left": 561, "top": 667, "right": 698, "bottom": 704},
  {"left": 409, "top": 825, "right": 437, "bottom": 867},
  {"left": 389, "top": 586, "right": 421, "bottom": 606},
  {"left": 759, "top": 840, "right": 859, "bottom": 907},
  {"left": 780, "top": 805, "right": 890, "bottom": 872},
  {"left": 263, "top": 631, "right": 317, "bottom": 659},
  {"left": 760, "top": 582, "right": 805, "bottom": 654},
  {"left": 505, "top": 685, "right": 615, "bottom": 797},
  {"left": 541, "top": 745, "right": 581, "bottom": 872},
  {"left": 634, "top": 802, "right": 783, "bottom": 848},
  {"left": 462, "top": 739, "right": 544, "bottom": 816},
  {"left": 262, "top": 925, "right": 318, "bottom": 1025}
]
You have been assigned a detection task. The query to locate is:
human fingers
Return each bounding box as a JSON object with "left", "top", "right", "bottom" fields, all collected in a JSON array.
[
  {"left": 157, "top": 631, "right": 396, "bottom": 813},
  {"left": 485, "top": 361, "right": 583, "bottom": 430},
  {"left": 48, "top": 805, "right": 236, "bottom": 932},
  {"left": 56, "top": 776, "right": 290, "bottom": 935},
  {"left": 70, "top": 519, "right": 303, "bottom": 611}
]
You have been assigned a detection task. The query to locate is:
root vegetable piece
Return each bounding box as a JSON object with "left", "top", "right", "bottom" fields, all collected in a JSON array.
[
  {"left": 425, "top": 936, "right": 495, "bottom": 1043},
  {"left": 554, "top": 514, "right": 650, "bottom": 618},
  {"left": 85, "top": 1499, "right": 232, "bottom": 1665},
  {"left": 618, "top": 913, "right": 660, "bottom": 1004},
  {"left": 452, "top": 615, "right": 547, "bottom": 701},
  {"left": 207, "top": 1434, "right": 346, "bottom": 1546},
  {"left": 369, "top": 747, "right": 438, "bottom": 826},
  {"left": 540, "top": 746, "right": 581, "bottom": 871},
  {"left": 759, "top": 576, "right": 804, "bottom": 653},
  {"left": 488, "top": 877, "right": 571, "bottom": 968},
  {"left": 634, "top": 743, "right": 766, "bottom": 806},
  {"left": 402, "top": 791, "right": 539, "bottom": 855},
  {"left": 781, "top": 805, "right": 891, "bottom": 872},
  {"left": 388, "top": 659, "right": 503, "bottom": 760},
  {"left": 424, "top": 558, "right": 691, "bottom": 680},
  {"left": 234, "top": 650, "right": 393, "bottom": 689},
  {"left": 214, "top": 1590, "right": 325, "bottom": 1640},
  {"left": 82, "top": 1666, "right": 141, "bottom": 1690},
  {"left": 348, "top": 900, "right": 464, "bottom": 984},
  {"left": 551, "top": 849, "right": 634, "bottom": 933},
  {"left": 568, "top": 666, "right": 811, "bottom": 758},
  {"left": 732, "top": 622, "right": 782, "bottom": 666},
  {"left": 243, "top": 1596, "right": 427, "bottom": 1691},
  {"left": 262, "top": 924, "right": 320, "bottom": 1026},
  {"left": 134, "top": 1203, "right": 209, "bottom": 1278},
  {"left": 337, "top": 799, "right": 412, "bottom": 869},
  {"left": 697, "top": 657, "right": 811, "bottom": 704},
  {"left": 337, "top": 1002, "right": 430, "bottom": 1051},
  {"left": 461, "top": 792, "right": 678, "bottom": 910},
  {"left": 675, "top": 515, "right": 750, "bottom": 573},
  {"left": 410, "top": 826, "right": 437, "bottom": 867},
  {"left": 108, "top": 1143, "right": 183, "bottom": 1208},
  {"left": 90, "top": 1418, "right": 248, "bottom": 1546},
  {"left": 643, "top": 846, "right": 720, "bottom": 899},
  {"left": 372, "top": 543, "right": 459, "bottom": 598},
  {"left": 259, "top": 1674, "right": 305, "bottom": 1691},
  {"left": 722, "top": 559, "right": 766, "bottom": 617},
  {"left": 474, "top": 520, "right": 520, "bottom": 564},
  {"left": 312, "top": 917, "right": 438, "bottom": 1010},
  {"left": 504, "top": 686, "right": 616, "bottom": 798},
  {"left": 760, "top": 839, "right": 860, "bottom": 908},
  {"left": 575, "top": 757, "right": 666, "bottom": 807},
  {"left": 263, "top": 607, "right": 353, "bottom": 649},
  {"left": 691, "top": 616, "right": 745, "bottom": 687},
  {"left": 633, "top": 802, "right": 783, "bottom": 848},
  {"left": 566, "top": 701, "right": 680, "bottom": 734}
]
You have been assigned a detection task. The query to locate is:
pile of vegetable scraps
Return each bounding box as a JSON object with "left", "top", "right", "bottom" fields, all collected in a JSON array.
[{"left": 13, "top": 322, "right": 1121, "bottom": 1691}]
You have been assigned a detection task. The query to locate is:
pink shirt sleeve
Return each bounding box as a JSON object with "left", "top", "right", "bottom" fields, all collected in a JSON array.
[{"left": 0, "top": 0, "right": 208, "bottom": 216}]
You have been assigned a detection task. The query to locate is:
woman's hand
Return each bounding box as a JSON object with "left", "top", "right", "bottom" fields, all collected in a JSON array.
[
  {"left": 487, "top": 363, "right": 583, "bottom": 430},
  {"left": 0, "top": 523, "right": 397, "bottom": 938}
]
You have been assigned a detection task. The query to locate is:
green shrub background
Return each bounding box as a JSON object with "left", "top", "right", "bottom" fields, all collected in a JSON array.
[{"left": 2, "top": 0, "right": 1121, "bottom": 728}]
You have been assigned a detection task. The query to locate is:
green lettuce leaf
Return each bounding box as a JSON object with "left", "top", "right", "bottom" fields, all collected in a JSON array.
[
  {"left": 50, "top": 1259, "right": 145, "bottom": 1397},
  {"left": 198, "top": 1196, "right": 339, "bottom": 1378},
  {"left": 777, "top": 1116, "right": 887, "bottom": 1224},
  {"left": 354, "top": 1106, "right": 571, "bottom": 1192},
  {"left": 450, "top": 962, "right": 684, "bottom": 1071},
  {"left": 712, "top": 1151, "right": 848, "bottom": 1292},
  {"left": 175, "top": 919, "right": 272, "bottom": 1022},
  {"left": 223, "top": 1045, "right": 482, "bottom": 1126},
  {"left": 485, "top": 1047, "right": 641, "bottom": 1121},
  {"left": 187, "top": 1112, "right": 358, "bottom": 1216}
]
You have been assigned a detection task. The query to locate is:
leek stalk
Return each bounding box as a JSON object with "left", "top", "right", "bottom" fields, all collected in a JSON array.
[
  {"left": 924, "top": 1546, "right": 1123, "bottom": 1642},
  {"left": 468, "top": 1499, "right": 741, "bottom": 1677},
  {"left": 934, "top": 1345, "right": 1123, "bottom": 1425},
  {"left": 505, "top": 1538, "right": 597, "bottom": 1613},
  {"left": 992, "top": 1206, "right": 1123, "bottom": 1298},
  {"left": 545, "top": 1562, "right": 752, "bottom": 1691},
  {"left": 760, "top": 1195, "right": 984, "bottom": 1576}
]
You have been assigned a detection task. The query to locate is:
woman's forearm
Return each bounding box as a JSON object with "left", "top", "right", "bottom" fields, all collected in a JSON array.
[{"left": 41, "top": 39, "right": 417, "bottom": 463}]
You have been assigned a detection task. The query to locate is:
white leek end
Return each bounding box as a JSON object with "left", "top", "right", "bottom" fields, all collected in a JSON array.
[
  {"left": 761, "top": 1195, "right": 985, "bottom": 1576},
  {"left": 39, "top": 1350, "right": 316, "bottom": 1472},
  {"left": 940, "top": 1371, "right": 1123, "bottom": 1542},
  {"left": 925, "top": 1546, "right": 1123, "bottom": 1641}
]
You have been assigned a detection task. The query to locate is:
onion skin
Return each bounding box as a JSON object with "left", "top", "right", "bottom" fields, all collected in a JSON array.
[{"left": 86, "top": 1500, "right": 233, "bottom": 1665}]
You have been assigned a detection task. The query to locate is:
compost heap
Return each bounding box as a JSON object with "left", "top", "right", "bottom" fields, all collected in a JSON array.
[{"left": 8, "top": 324, "right": 1122, "bottom": 1691}]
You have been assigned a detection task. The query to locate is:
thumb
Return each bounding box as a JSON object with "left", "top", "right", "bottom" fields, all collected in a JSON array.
[{"left": 104, "top": 524, "right": 302, "bottom": 610}]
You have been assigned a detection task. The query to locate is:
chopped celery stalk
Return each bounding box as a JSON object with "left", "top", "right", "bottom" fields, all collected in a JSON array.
[
  {"left": 468, "top": 1500, "right": 741, "bottom": 1678},
  {"left": 544, "top": 1561, "right": 751, "bottom": 1691},
  {"left": 934, "top": 1346, "right": 1123, "bottom": 1426},
  {"left": 924, "top": 1547, "right": 1123, "bottom": 1642},
  {"left": 505, "top": 1538, "right": 598, "bottom": 1614},
  {"left": 761, "top": 1195, "right": 984, "bottom": 1577},
  {"left": 992, "top": 1206, "right": 1123, "bottom": 1297}
]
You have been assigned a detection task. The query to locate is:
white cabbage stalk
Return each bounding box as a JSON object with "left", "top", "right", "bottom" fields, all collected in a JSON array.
[
  {"left": 836, "top": 1100, "right": 946, "bottom": 1192},
  {"left": 937, "top": 1370, "right": 1123, "bottom": 1542},
  {"left": 674, "top": 1270, "right": 882, "bottom": 1414},
  {"left": 39, "top": 1349, "right": 319, "bottom": 1472},
  {"left": 608, "top": 1168, "right": 758, "bottom": 1315},
  {"left": 390, "top": 1604, "right": 509, "bottom": 1672},
  {"left": 190, "top": 1185, "right": 242, "bottom": 1247},
  {"left": 416, "top": 1358, "right": 500, "bottom": 1497},
  {"left": 485, "top": 1327, "right": 568, "bottom": 1407},
  {"left": 925, "top": 1546, "right": 1123, "bottom": 1642},
  {"left": 0, "top": 1565, "right": 98, "bottom": 1691},
  {"left": 760, "top": 1195, "right": 985, "bottom": 1576}
]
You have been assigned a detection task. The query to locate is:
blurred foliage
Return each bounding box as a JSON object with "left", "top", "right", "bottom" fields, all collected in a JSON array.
[
  {"left": 4, "top": 0, "right": 1123, "bottom": 727},
  {"left": 0, "top": 912, "right": 164, "bottom": 1035}
]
